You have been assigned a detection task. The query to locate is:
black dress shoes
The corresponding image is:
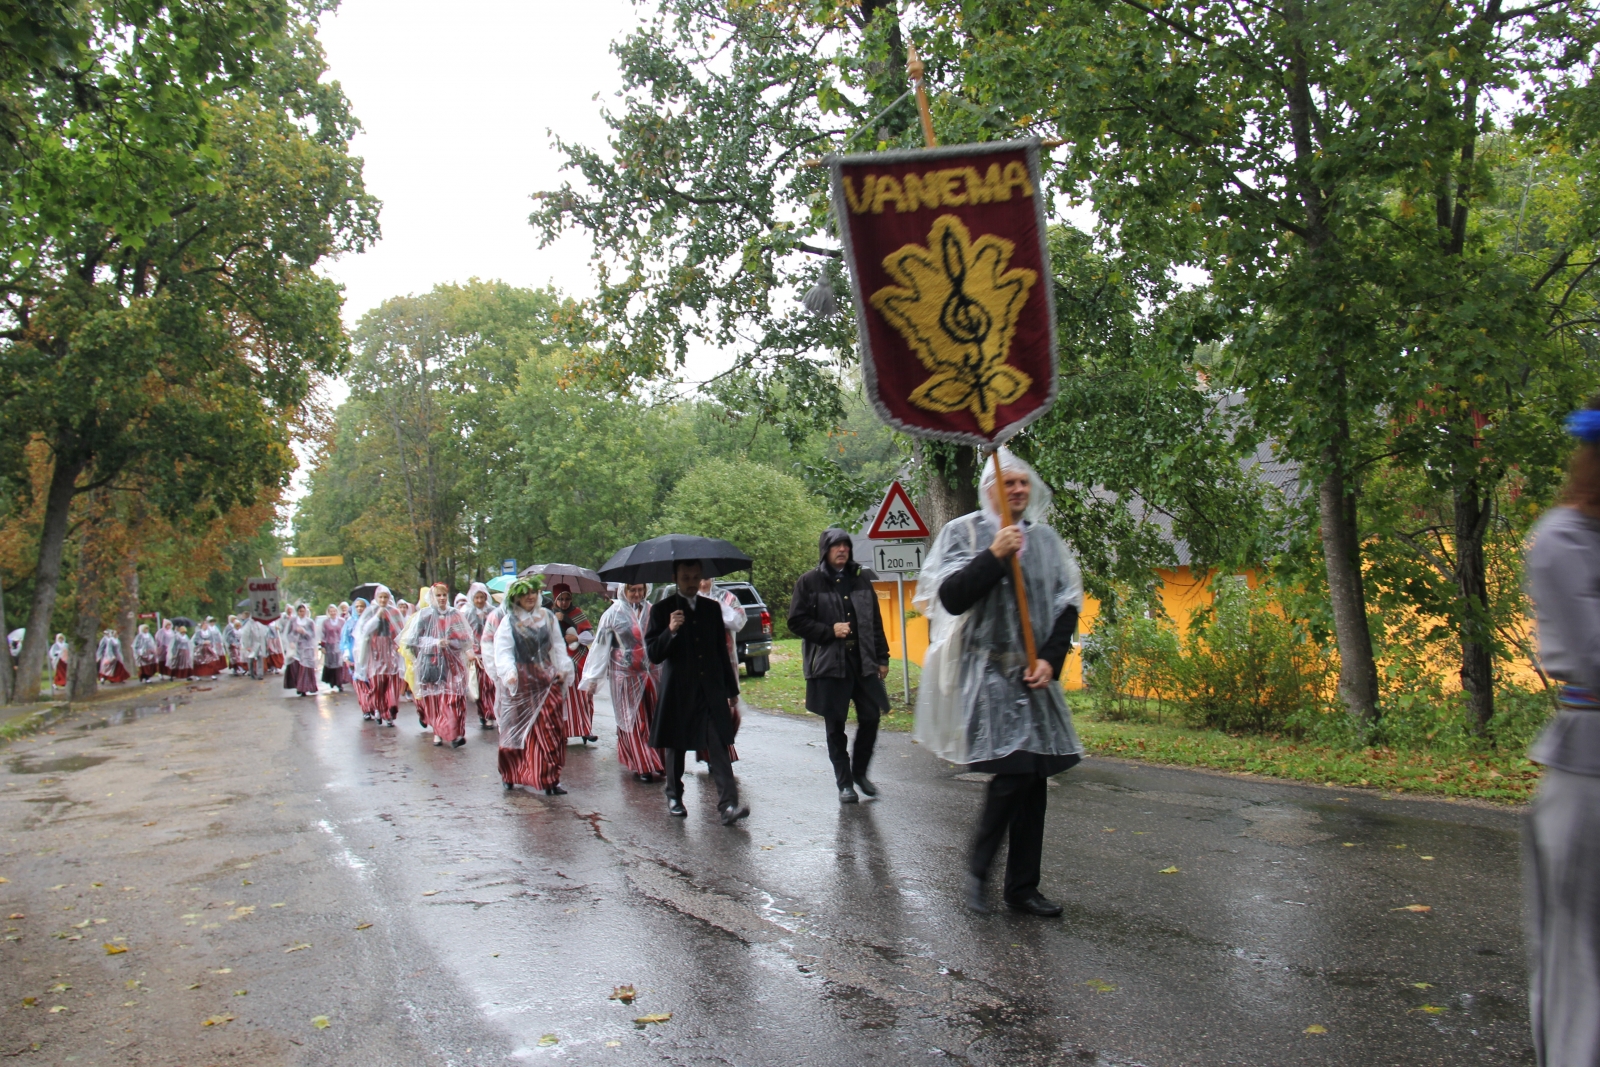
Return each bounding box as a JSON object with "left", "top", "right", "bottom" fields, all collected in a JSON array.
[
  {"left": 1006, "top": 893, "right": 1064, "bottom": 917},
  {"left": 542, "top": 784, "right": 567, "bottom": 796},
  {"left": 720, "top": 803, "right": 750, "bottom": 826},
  {"left": 451, "top": 737, "right": 466, "bottom": 748},
  {"left": 667, "top": 797, "right": 688, "bottom": 817},
  {"left": 965, "top": 873, "right": 990, "bottom": 914},
  {"left": 853, "top": 775, "right": 878, "bottom": 797},
  {"left": 839, "top": 786, "right": 859, "bottom": 804}
]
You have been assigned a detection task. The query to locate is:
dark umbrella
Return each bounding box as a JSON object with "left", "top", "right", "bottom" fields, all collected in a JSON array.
[
  {"left": 522, "top": 562, "right": 610, "bottom": 595},
  {"left": 169, "top": 616, "right": 196, "bottom": 630},
  {"left": 350, "top": 583, "right": 383, "bottom": 602},
  {"left": 596, "top": 534, "right": 752, "bottom": 585}
]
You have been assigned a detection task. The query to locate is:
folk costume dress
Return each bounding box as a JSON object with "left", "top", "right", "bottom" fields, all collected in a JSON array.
[
  {"left": 580, "top": 594, "right": 665, "bottom": 778},
  {"left": 354, "top": 589, "right": 406, "bottom": 723},
  {"left": 132, "top": 627, "right": 159, "bottom": 682},
  {"left": 155, "top": 622, "right": 175, "bottom": 677},
  {"left": 341, "top": 605, "right": 367, "bottom": 713},
  {"left": 281, "top": 611, "right": 320, "bottom": 695},
  {"left": 463, "top": 583, "right": 497, "bottom": 727},
  {"left": 96, "top": 631, "right": 130, "bottom": 684},
  {"left": 169, "top": 630, "right": 195, "bottom": 680},
  {"left": 318, "top": 611, "right": 351, "bottom": 690},
  {"left": 403, "top": 590, "right": 475, "bottom": 746},
  {"left": 239, "top": 618, "right": 270, "bottom": 679},
  {"left": 492, "top": 596, "right": 573, "bottom": 791},
  {"left": 48, "top": 635, "right": 68, "bottom": 688},
  {"left": 550, "top": 588, "right": 596, "bottom": 741},
  {"left": 224, "top": 620, "right": 244, "bottom": 673},
  {"left": 265, "top": 613, "right": 288, "bottom": 671},
  {"left": 192, "top": 621, "right": 225, "bottom": 678}
]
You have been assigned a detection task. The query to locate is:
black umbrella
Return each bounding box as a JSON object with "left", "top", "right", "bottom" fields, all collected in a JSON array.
[
  {"left": 169, "top": 616, "right": 196, "bottom": 630},
  {"left": 596, "top": 534, "right": 752, "bottom": 585},
  {"left": 350, "top": 583, "right": 383, "bottom": 602}
]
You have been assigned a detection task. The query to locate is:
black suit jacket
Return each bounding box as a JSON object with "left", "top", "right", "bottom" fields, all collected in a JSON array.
[{"left": 645, "top": 593, "right": 740, "bottom": 750}]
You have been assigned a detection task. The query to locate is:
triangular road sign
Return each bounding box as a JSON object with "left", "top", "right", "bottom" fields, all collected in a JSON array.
[{"left": 867, "top": 481, "right": 930, "bottom": 539}]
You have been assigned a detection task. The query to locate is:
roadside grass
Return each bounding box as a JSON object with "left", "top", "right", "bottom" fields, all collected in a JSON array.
[{"left": 742, "top": 639, "right": 1540, "bottom": 803}]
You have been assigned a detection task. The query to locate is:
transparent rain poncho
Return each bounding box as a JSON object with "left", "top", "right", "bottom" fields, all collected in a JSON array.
[
  {"left": 132, "top": 628, "right": 158, "bottom": 667},
  {"left": 914, "top": 448, "right": 1085, "bottom": 767},
  {"left": 354, "top": 587, "right": 406, "bottom": 678},
  {"left": 169, "top": 631, "right": 194, "bottom": 672},
  {"left": 403, "top": 589, "right": 475, "bottom": 699},
  {"left": 493, "top": 601, "right": 573, "bottom": 751},
  {"left": 284, "top": 611, "right": 319, "bottom": 667},
  {"left": 96, "top": 633, "right": 124, "bottom": 674},
  {"left": 580, "top": 593, "right": 659, "bottom": 732},
  {"left": 193, "top": 622, "right": 225, "bottom": 667},
  {"left": 239, "top": 619, "right": 270, "bottom": 660}
]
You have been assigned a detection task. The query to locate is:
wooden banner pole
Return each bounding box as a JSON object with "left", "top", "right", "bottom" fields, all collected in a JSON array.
[
  {"left": 989, "top": 448, "right": 1039, "bottom": 669},
  {"left": 907, "top": 44, "right": 937, "bottom": 149}
]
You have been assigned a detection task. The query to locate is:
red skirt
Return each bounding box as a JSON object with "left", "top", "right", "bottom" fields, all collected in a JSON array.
[
  {"left": 138, "top": 663, "right": 157, "bottom": 681},
  {"left": 499, "top": 690, "right": 565, "bottom": 789},
  {"left": 283, "top": 662, "right": 317, "bottom": 694},
  {"left": 265, "top": 653, "right": 284, "bottom": 670},
  {"left": 99, "top": 661, "right": 130, "bottom": 684},
  {"left": 194, "top": 658, "right": 223, "bottom": 677},
  {"left": 563, "top": 686, "right": 595, "bottom": 738},
  {"left": 368, "top": 673, "right": 405, "bottom": 719},
  {"left": 617, "top": 688, "right": 665, "bottom": 777},
  {"left": 419, "top": 693, "right": 466, "bottom": 744},
  {"left": 52, "top": 662, "right": 67, "bottom": 687},
  {"left": 353, "top": 677, "right": 373, "bottom": 714},
  {"left": 475, "top": 668, "right": 497, "bottom": 723},
  {"left": 158, "top": 663, "right": 172, "bottom": 677}
]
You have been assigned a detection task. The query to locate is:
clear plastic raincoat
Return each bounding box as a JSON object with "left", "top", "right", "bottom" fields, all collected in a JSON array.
[
  {"left": 240, "top": 618, "right": 270, "bottom": 660},
  {"left": 402, "top": 588, "right": 475, "bottom": 699},
  {"left": 354, "top": 588, "right": 406, "bottom": 678},
  {"left": 493, "top": 601, "right": 573, "bottom": 751},
  {"left": 580, "top": 592, "right": 658, "bottom": 732},
  {"left": 132, "top": 628, "right": 158, "bottom": 668},
  {"left": 913, "top": 449, "right": 1085, "bottom": 767}
]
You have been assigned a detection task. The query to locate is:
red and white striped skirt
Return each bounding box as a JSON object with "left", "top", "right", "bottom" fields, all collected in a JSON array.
[
  {"left": 499, "top": 689, "right": 565, "bottom": 789},
  {"left": 563, "top": 685, "right": 595, "bottom": 738},
  {"left": 368, "top": 673, "right": 405, "bottom": 719},
  {"left": 475, "top": 668, "right": 497, "bottom": 723},
  {"left": 617, "top": 689, "right": 664, "bottom": 777},
  {"left": 419, "top": 693, "right": 466, "bottom": 744}
]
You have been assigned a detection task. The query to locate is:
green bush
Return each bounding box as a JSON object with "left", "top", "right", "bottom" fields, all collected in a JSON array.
[
  {"left": 1182, "top": 585, "right": 1332, "bottom": 734},
  {"left": 1082, "top": 609, "right": 1184, "bottom": 722}
]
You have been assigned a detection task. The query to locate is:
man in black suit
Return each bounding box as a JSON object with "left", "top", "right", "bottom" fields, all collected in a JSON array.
[{"left": 645, "top": 559, "right": 750, "bottom": 825}]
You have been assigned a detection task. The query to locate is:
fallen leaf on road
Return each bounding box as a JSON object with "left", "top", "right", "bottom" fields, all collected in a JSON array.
[
  {"left": 21, "top": 997, "right": 35, "bottom": 1007},
  {"left": 1342, "top": 843, "right": 1356, "bottom": 848},
  {"left": 236, "top": 863, "right": 251, "bottom": 870},
  {"left": 421, "top": 890, "right": 439, "bottom": 897},
  {"left": 354, "top": 922, "right": 372, "bottom": 930},
  {"left": 48, "top": 884, "right": 64, "bottom": 891},
  {"left": 538, "top": 1034, "right": 559, "bottom": 1046},
  {"left": 1392, "top": 905, "right": 1431, "bottom": 913},
  {"left": 634, "top": 1013, "right": 672, "bottom": 1025},
  {"left": 1411, "top": 982, "right": 1433, "bottom": 989},
  {"left": 212, "top": 968, "right": 231, "bottom": 974},
  {"left": 605, "top": 1040, "right": 621, "bottom": 1047},
  {"left": 1159, "top": 866, "right": 1180, "bottom": 875},
  {"left": 1084, "top": 979, "right": 1116, "bottom": 993},
  {"left": 48, "top": 1005, "right": 66, "bottom": 1014},
  {"left": 1103, "top": 827, "right": 1115, "bottom": 832},
  {"left": 72, "top": 920, "right": 89, "bottom": 929},
  {"left": 311, "top": 1015, "right": 330, "bottom": 1029},
  {"left": 1420, "top": 856, "right": 1435, "bottom": 861},
  {"left": 1410, "top": 1005, "right": 1446, "bottom": 1015},
  {"left": 228, "top": 906, "right": 254, "bottom": 920},
  {"left": 270, "top": 903, "right": 285, "bottom": 908},
  {"left": 143, "top": 821, "right": 156, "bottom": 827},
  {"left": 0, "top": 876, "right": 7, "bottom": 883},
  {"left": 186, "top": 983, "right": 201, "bottom": 990},
  {"left": 233, "top": 990, "right": 247, "bottom": 996},
  {"left": 609, "top": 985, "right": 637, "bottom": 1003},
  {"left": 104, "top": 943, "right": 127, "bottom": 955},
  {"left": 7, "top": 913, "right": 23, "bottom": 920},
  {"left": 285, "top": 943, "right": 311, "bottom": 953},
  {"left": 201, "top": 1014, "right": 234, "bottom": 1027},
  {"left": 49, "top": 984, "right": 70, "bottom": 993},
  {"left": 1304, "top": 1024, "right": 1327, "bottom": 1034}
]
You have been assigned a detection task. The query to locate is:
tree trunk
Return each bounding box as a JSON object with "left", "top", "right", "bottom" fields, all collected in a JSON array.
[
  {"left": 14, "top": 454, "right": 85, "bottom": 704},
  {"left": 68, "top": 502, "right": 105, "bottom": 701},
  {"left": 116, "top": 551, "right": 139, "bottom": 670},
  {"left": 1454, "top": 476, "right": 1495, "bottom": 734},
  {"left": 1318, "top": 446, "right": 1380, "bottom": 722},
  {"left": 915, "top": 442, "right": 979, "bottom": 539}
]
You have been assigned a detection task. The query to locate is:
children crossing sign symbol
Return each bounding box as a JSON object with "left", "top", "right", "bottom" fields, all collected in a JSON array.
[{"left": 867, "top": 481, "right": 930, "bottom": 540}]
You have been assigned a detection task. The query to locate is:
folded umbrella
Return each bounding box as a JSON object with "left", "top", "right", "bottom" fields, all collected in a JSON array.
[
  {"left": 522, "top": 562, "right": 610, "bottom": 595},
  {"left": 596, "top": 534, "right": 752, "bottom": 585}
]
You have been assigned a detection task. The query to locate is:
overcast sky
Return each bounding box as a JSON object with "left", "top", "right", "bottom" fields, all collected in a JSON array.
[{"left": 316, "top": 0, "right": 641, "bottom": 328}]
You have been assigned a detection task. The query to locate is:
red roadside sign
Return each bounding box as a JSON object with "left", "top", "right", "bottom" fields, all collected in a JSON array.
[{"left": 867, "top": 481, "right": 930, "bottom": 540}]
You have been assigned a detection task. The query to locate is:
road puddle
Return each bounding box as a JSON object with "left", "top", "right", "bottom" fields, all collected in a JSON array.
[
  {"left": 7, "top": 753, "right": 113, "bottom": 774},
  {"left": 75, "top": 702, "right": 177, "bottom": 730}
]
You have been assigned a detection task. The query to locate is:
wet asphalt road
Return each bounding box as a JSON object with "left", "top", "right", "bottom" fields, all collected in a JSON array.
[{"left": 0, "top": 676, "right": 1530, "bottom": 1065}]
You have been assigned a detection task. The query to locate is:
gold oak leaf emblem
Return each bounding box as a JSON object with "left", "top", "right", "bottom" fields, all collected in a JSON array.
[{"left": 869, "top": 214, "right": 1036, "bottom": 433}]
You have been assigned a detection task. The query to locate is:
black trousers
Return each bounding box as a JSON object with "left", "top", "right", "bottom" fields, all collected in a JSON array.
[
  {"left": 809, "top": 670, "right": 887, "bottom": 790},
  {"left": 666, "top": 718, "right": 738, "bottom": 810},
  {"left": 969, "top": 772, "right": 1049, "bottom": 901}
]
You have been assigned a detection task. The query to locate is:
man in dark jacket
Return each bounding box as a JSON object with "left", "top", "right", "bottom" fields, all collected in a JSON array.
[
  {"left": 788, "top": 529, "right": 892, "bottom": 803},
  {"left": 646, "top": 559, "right": 750, "bottom": 825}
]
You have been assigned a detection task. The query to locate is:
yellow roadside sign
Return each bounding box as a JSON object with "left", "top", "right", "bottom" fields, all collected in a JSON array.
[{"left": 281, "top": 556, "right": 344, "bottom": 568}]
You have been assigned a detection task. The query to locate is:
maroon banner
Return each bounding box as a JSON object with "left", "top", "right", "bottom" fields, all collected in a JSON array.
[{"left": 830, "top": 139, "right": 1057, "bottom": 446}]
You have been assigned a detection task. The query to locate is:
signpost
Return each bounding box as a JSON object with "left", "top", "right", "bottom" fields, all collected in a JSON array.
[
  {"left": 863, "top": 483, "right": 930, "bottom": 704},
  {"left": 245, "top": 577, "right": 280, "bottom": 624},
  {"left": 280, "top": 555, "right": 343, "bottom": 568},
  {"left": 501, "top": 559, "right": 518, "bottom": 576}
]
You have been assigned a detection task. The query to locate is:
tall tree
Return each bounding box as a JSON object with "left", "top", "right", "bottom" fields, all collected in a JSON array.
[
  {"left": 0, "top": 2, "right": 377, "bottom": 702},
  {"left": 941, "top": 0, "right": 1600, "bottom": 722}
]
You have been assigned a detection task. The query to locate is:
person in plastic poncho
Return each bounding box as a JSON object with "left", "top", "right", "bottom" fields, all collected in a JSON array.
[
  {"left": 132, "top": 625, "right": 159, "bottom": 682},
  {"left": 48, "top": 633, "right": 68, "bottom": 689},
  {"left": 193, "top": 617, "right": 225, "bottom": 677},
  {"left": 341, "top": 598, "right": 367, "bottom": 712},
  {"left": 355, "top": 587, "right": 406, "bottom": 724},
  {"left": 547, "top": 584, "right": 598, "bottom": 743},
  {"left": 462, "top": 582, "right": 497, "bottom": 730},
  {"left": 404, "top": 583, "right": 475, "bottom": 748},
  {"left": 169, "top": 625, "right": 195, "bottom": 679},
  {"left": 97, "top": 630, "right": 129, "bottom": 684},
  {"left": 914, "top": 448, "right": 1084, "bottom": 918},
  {"left": 580, "top": 582, "right": 666, "bottom": 782},
  {"left": 281, "top": 604, "right": 320, "bottom": 696},
  {"left": 263, "top": 611, "right": 284, "bottom": 672},
  {"left": 239, "top": 615, "right": 269, "bottom": 681},
  {"left": 317, "top": 603, "right": 351, "bottom": 692},
  {"left": 493, "top": 575, "right": 573, "bottom": 794},
  {"left": 155, "top": 619, "right": 175, "bottom": 677},
  {"left": 223, "top": 616, "right": 244, "bottom": 674}
]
